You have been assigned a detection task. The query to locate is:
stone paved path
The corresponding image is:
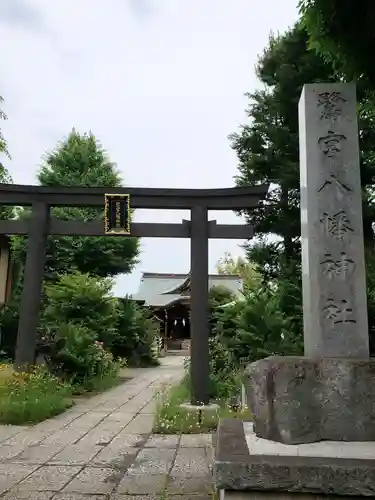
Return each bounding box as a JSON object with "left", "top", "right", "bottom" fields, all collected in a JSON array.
[{"left": 0, "top": 357, "right": 214, "bottom": 499}]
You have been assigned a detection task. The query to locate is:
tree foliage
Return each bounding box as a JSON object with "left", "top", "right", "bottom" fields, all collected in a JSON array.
[
  {"left": 112, "top": 298, "right": 160, "bottom": 367},
  {"left": 231, "top": 23, "right": 375, "bottom": 277},
  {"left": 0, "top": 95, "right": 14, "bottom": 221},
  {"left": 12, "top": 130, "right": 140, "bottom": 278},
  {"left": 0, "top": 95, "right": 11, "bottom": 173},
  {"left": 208, "top": 21, "right": 375, "bottom": 379},
  {"left": 231, "top": 24, "right": 338, "bottom": 272},
  {"left": 299, "top": 0, "right": 375, "bottom": 85},
  {"left": 216, "top": 252, "right": 261, "bottom": 291}
]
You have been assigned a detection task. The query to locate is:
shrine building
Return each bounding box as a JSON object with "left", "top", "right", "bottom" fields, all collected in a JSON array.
[{"left": 132, "top": 272, "right": 243, "bottom": 350}]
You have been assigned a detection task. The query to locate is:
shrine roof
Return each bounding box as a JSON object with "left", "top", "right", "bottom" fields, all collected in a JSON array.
[{"left": 132, "top": 272, "right": 243, "bottom": 308}]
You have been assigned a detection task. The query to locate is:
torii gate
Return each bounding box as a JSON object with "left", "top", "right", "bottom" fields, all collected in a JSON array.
[{"left": 0, "top": 184, "right": 268, "bottom": 405}]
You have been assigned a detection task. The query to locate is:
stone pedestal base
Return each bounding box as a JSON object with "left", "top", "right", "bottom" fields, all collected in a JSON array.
[
  {"left": 214, "top": 419, "right": 375, "bottom": 497},
  {"left": 244, "top": 356, "right": 375, "bottom": 445}
]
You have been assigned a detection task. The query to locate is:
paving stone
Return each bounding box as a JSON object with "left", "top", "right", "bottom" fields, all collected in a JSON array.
[
  {"left": 91, "top": 435, "right": 146, "bottom": 467},
  {"left": 5, "top": 430, "right": 52, "bottom": 447},
  {"left": 0, "top": 426, "right": 25, "bottom": 443},
  {"left": 42, "top": 427, "right": 89, "bottom": 446},
  {"left": 78, "top": 421, "right": 126, "bottom": 446},
  {"left": 13, "top": 444, "right": 64, "bottom": 464},
  {"left": 0, "top": 464, "right": 39, "bottom": 494},
  {"left": 16, "top": 465, "right": 82, "bottom": 491},
  {"left": 180, "top": 433, "right": 213, "bottom": 448},
  {"left": 167, "top": 496, "right": 211, "bottom": 500},
  {"left": 111, "top": 496, "right": 158, "bottom": 500},
  {"left": 123, "top": 415, "right": 155, "bottom": 434},
  {"left": 128, "top": 448, "right": 175, "bottom": 474},
  {"left": 116, "top": 472, "right": 168, "bottom": 494},
  {"left": 48, "top": 445, "right": 104, "bottom": 465},
  {"left": 62, "top": 466, "right": 121, "bottom": 494},
  {"left": 0, "top": 445, "right": 24, "bottom": 462},
  {"left": 166, "top": 474, "right": 215, "bottom": 494},
  {"left": 104, "top": 412, "right": 135, "bottom": 425},
  {"left": 172, "top": 447, "right": 210, "bottom": 476},
  {"left": 144, "top": 434, "right": 179, "bottom": 448},
  {"left": 53, "top": 494, "right": 107, "bottom": 500},
  {"left": 32, "top": 413, "right": 81, "bottom": 432},
  {"left": 1, "top": 491, "right": 55, "bottom": 500},
  {"left": 97, "top": 450, "right": 138, "bottom": 472},
  {"left": 141, "top": 401, "right": 157, "bottom": 414}
]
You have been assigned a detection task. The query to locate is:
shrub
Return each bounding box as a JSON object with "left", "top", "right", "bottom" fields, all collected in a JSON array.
[
  {"left": 112, "top": 297, "right": 160, "bottom": 366},
  {"left": 40, "top": 323, "right": 121, "bottom": 390},
  {"left": 206, "top": 274, "right": 304, "bottom": 403},
  {"left": 42, "top": 271, "right": 118, "bottom": 347},
  {"left": 39, "top": 272, "right": 121, "bottom": 389},
  {"left": 0, "top": 364, "right": 73, "bottom": 424}
]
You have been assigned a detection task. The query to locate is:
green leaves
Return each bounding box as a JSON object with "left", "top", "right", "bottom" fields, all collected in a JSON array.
[
  {"left": 112, "top": 297, "right": 160, "bottom": 366},
  {"left": 231, "top": 24, "right": 336, "bottom": 269},
  {"left": 300, "top": 0, "right": 375, "bottom": 85},
  {"left": 14, "top": 129, "right": 139, "bottom": 278}
]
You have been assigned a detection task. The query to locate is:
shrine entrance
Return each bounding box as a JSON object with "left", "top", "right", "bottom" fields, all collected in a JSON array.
[{"left": 0, "top": 183, "right": 268, "bottom": 405}]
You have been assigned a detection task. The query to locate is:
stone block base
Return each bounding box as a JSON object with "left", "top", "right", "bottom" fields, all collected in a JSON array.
[
  {"left": 244, "top": 356, "right": 375, "bottom": 444},
  {"left": 219, "top": 492, "right": 361, "bottom": 500},
  {"left": 214, "top": 419, "right": 375, "bottom": 497}
]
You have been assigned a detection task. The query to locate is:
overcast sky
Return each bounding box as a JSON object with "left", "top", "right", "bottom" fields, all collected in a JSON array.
[{"left": 0, "top": 0, "right": 299, "bottom": 295}]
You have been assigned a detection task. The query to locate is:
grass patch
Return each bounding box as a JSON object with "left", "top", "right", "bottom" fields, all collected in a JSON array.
[
  {"left": 0, "top": 360, "right": 124, "bottom": 425},
  {"left": 153, "top": 376, "right": 251, "bottom": 434},
  {"left": 0, "top": 364, "right": 74, "bottom": 425},
  {"left": 71, "top": 360, "right": 124, "bottom": 395}
]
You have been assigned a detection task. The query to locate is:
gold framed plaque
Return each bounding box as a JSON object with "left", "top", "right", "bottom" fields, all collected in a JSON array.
[{"left": 104, "top": 193, "right": 131, "bottom": 234}]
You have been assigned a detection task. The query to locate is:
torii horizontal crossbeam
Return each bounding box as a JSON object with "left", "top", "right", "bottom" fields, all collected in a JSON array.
[
  {"left": 0, "top": 184, "right": 268, "bottom": 209},
  {"left": 0, "top": 219, "right": 254, "bottom": 239}
]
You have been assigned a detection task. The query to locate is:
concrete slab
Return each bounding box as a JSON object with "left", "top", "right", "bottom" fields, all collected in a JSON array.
[
  {"left": 13, "top": 444, "right": 64, "bottom": 464},
  {"left": 215, "top": 419, "right": 375, "bottom": 497},
  {"left": 220, "top": 494, "right": 361, "bottom": 500},
  {"left": 116, "top": 472, "right": 168, "bottom": 494},
  {"left": 48, "top": 444, "right": 104, "bottom": 465},
  {"left": 16, "top": 465, "right": 82, "bottom": 492},
  {"left": 245, "top": 422, "right": 375, "bottom": 459},
  {"left": 129, "top": 448, "right": 175, "bottom": 474},
  {"left": 144, "top": 434, "right": 179, "bottom": 448},
  {"left": 53, "top": 494, "right": 107, "bottom": 500},
  {"left": 0, "top": 357, "right": 186, "bottom": 496},
  {"left": 123, "top": 414, "right": 155, "bottom": 434},
  {"left": 62, "top": 466, "right": 120, "bottom": 494},
  {"left": 0, "top": 464, "right": 39, "bottom": 495},
  {"left": 166, "top": 474, "right": 214, "bottom": 494},
  {"left": 172, "top": 447, "right": 210, "bottom": 476},
  {"left": 1, "top": 491, "right": 55, "bottom": 500},
  {"left": 180, "top": 433, "right": 212, "bottom": 448}
]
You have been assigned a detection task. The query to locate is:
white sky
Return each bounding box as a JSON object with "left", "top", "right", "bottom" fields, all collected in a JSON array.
[{"left": 0, "top": 0, "right": 299, "bottom": 295}]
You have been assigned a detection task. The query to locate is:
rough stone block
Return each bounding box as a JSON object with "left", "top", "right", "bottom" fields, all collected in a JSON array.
[
  {"left": 214, "top": 419, "right": 375, "bottom": 496},
  {"left": 244, "top": 356, "right": 375, "bottom": 444}
]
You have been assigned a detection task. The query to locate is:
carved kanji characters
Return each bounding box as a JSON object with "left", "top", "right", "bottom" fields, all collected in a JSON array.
[
  {"left": 318, "top": 130, "right": 347, "bottom": 159},
  {"left": 320, "top": 252, "right": 355, "bottom": 280},
  {"left": 320, "top": 210, "right": 354, "bottom": 240},
  {"left": 323, "top": 298, "right": 356, "bottom": 325},
  {"left": 317, "top": 91, "right": 346, "bottom": 121},
  {"left": 317, "top": 174, "right": 351, "bottom": 201}
]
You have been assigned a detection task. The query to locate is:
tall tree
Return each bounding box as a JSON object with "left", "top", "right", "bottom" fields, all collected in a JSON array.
[
  {"left": 13, "top": 130, "right": 139, "bottom": 278},
  {"left": 230, "top": 23, "right": 375, "bottom": 277}
]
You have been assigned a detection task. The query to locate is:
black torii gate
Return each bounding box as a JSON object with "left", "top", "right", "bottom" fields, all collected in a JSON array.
[{"left": 0, "top": 184, "right": 268, "bottom": 405}]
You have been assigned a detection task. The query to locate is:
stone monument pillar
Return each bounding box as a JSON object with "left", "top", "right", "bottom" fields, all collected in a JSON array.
[
  {"left": 215, "top": 83, "right": 375, "bottom": 497},
  {"left": 300, "top": 83, "right": 369, "bottom": 358},
  {"left": 243, "top": 83, "right": 375, "bottom": 445}
]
